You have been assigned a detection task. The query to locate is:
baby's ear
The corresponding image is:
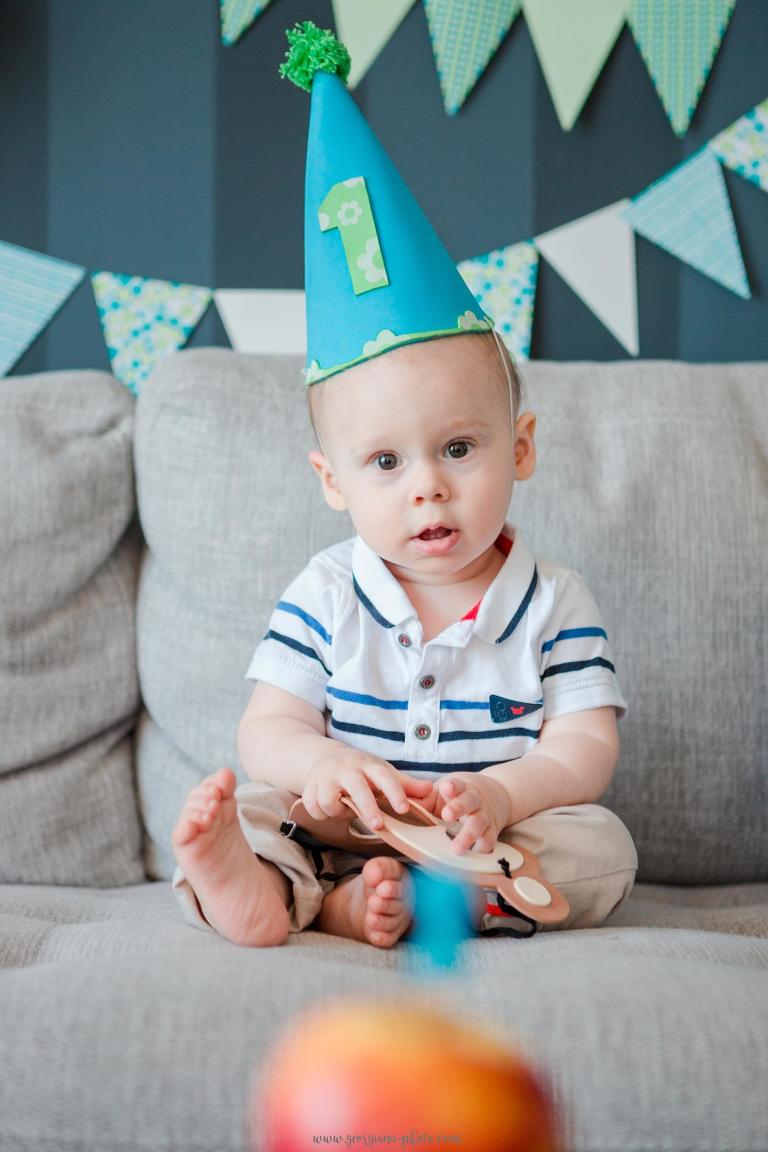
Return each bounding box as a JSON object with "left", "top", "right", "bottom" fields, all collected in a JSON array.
[{"left": 307, "top": 450, "right": 348, "bottom": 511}]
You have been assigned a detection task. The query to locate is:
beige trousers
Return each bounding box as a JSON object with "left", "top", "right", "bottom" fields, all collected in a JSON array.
[{"left": 172, "top": 780, "right": 638, "bottom": 937}]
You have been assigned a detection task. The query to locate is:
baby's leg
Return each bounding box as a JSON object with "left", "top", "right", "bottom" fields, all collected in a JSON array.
[
  {"left": 314, "top": 857, "right": 414, "bottom": 948},
  {"left": 172, "top": 768, "right": 291, "bottom": 947}
]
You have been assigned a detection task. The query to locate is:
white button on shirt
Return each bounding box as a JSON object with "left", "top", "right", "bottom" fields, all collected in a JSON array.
[{"left": 245, "top": 521, "right": 628, "bottom": 780}]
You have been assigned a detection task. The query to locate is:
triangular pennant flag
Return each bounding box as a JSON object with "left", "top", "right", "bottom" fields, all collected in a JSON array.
[
  {"left": 458, "top": 241, "right": 538, "bottom": 361},
  {"left": 623, "top": 147, "right": 750, "bottom": 299},
  {"left": 0, "top": 240, "right": 85, "bottom": 376},
  {"left": 709, "top": 97, "right": 768, "bottom": 195},
  {"left": 92, "top": 272, "right": 212, "bottom": 395},
  {"left": 220, "top": 0, "right": 274, "bottom": 46},
  {"left": 535, "top": 200, "right": 639, "bottom": 355},
  {"left": 627, "top": 0, "right": 736, "bottom": 136},
  {"left": 522, "top": 0, "right": 629, "bottom": 131},
  {"left": 332, "top": 0, "right": 417, "bottom": 88},
  {"left": 214, "top": 289, "right": 306, "bottom": 354},
  {"left": 423, "top": 0, "right": 522, "bottom": 116}
]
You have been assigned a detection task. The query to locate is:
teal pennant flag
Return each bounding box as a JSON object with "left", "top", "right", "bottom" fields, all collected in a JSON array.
[
  {"left": 92, "top": 271, "right": 212, "bottom": 395},
  {"left": 624, "top": 147, "right": 750, "bottom": 299},
  {"left": 0, "top": 240, "right": 85, "bottom": 376},
  {"left": 458, "top": 241, "right": 538, "bottom": 361},
  {"left": 709, "top": 97, "right": 768, "bottom": 195},
  {"left": 424, "top": 0, "right": 522, "bottom": 115}
]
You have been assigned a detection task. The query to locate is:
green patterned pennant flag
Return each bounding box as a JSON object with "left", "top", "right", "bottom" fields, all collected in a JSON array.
[
  {"left": 0, "top": 240, "right": 85, "bottom": 376},
  {"left": 220, "top": 0, "right": 274, "bottom": 46},
  {"left": 333, "top": 0, "right": 417, "bottom": 88},
  {"left": 458, "top": 241, "right": 538, "bottom": 360},
  {"left": 92, "top": 271, "right": 212, "bottom": 395},
  {"left": 628, "top": 0, "right": 736, "bottom": 137},
  {"left": 522, "top": 0, "right": 629, "bottom": 131},
  {"left": 623, "top": 147, "right": 750, "bottom": 298},
  {"left": 424, "top": 0, "right": 522, "bottom": 115},
  {"left": 709, "top": 97, "right": 768, "bottom": 195}
]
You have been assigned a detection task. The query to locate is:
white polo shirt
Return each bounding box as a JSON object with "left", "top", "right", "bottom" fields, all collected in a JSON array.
[{"left": 245, "top": 521, "right": 627, "bottom": 778}]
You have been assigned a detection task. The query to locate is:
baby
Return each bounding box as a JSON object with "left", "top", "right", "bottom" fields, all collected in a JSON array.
[{"left": 171, "top": 327, "right": 638, "bottom": 948}]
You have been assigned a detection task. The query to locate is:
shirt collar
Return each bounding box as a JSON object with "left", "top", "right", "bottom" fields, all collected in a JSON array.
[{"left": 351, "top": 520, "right": 538, "bottom": 646}]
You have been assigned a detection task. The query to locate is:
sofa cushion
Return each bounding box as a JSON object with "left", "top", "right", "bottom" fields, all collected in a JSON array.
[
  {"left": 134, "top": 350, "right": 767, "bottom": 884},
  {"left": 0, "top": 371, "right": 145, "bottom": 885},
  {"left": 0, "top": 882, "right": 766, "bottom": 1152}
]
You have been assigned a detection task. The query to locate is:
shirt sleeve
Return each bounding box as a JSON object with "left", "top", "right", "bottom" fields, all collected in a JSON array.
[
  {"left": 539, "top": 572, "right": 628, "bottom": 721},
  {"left": 245, "top": 561, "right": 334, "bottom": 713}
]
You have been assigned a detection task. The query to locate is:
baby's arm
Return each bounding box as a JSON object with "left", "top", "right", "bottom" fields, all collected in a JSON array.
[{"left": 237, "top": 682, "right": 432, "bottom": 828}]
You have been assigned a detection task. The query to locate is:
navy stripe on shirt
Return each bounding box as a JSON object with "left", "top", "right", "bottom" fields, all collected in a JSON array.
[
  {"left": 438, "top": 726, "right": 540, "bottom": 742},
  {"left": 352, "top": 576, "right": 394, "bottom": 629},
  {"left": 540, "top": 626, "right": 607, "bottom": 654},
  {"left": 495, "top": 567, "right": 538, "bottom": 644},
  {"left": 330, "top": 716, "right": 405, "bottom": 742},
  {"left": 542, "top": 656, "right": 615, "bottom": 679},
  {"left": 263, "top": 630, "right": 331, "bottom": 677},
  {"left": 276, "top": 600, "right": 332, "bottom": 645},
  {"left": 388, "top": 759, "right": 520, "bottom": 773}
]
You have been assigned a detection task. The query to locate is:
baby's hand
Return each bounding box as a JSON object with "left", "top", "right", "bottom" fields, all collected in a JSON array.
[
  {"left": 437, "top": 772, "right": 512, "bottom": 855},
  {"left": 302, "top": 747, "right": 433, "bottom": 832}
]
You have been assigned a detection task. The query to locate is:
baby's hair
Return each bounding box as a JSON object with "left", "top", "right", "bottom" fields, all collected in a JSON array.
[{"left": 307, "top": 330, "right": 524, "bottom": 453}]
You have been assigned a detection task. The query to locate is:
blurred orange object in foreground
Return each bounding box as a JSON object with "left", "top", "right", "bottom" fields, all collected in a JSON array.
[{"left": 253, "top": 997, "right": 564, "bottom": 1152}]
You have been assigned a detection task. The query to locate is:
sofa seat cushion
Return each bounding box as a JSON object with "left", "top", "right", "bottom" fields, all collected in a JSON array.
[{"left": 0, "top": 883, "right": 766, "bottom": 1152}]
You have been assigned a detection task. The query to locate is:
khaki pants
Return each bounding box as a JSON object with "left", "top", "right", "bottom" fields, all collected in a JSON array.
[{"left": 172, "top": 780, "right": 638, "bottom": 937}]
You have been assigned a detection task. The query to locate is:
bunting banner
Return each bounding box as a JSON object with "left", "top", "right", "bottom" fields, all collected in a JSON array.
[
  {"left": 534, "top": 201, "right": 639, "bottom": 355},
  {"left": 220, "top": 0, "right": 275, "bottom": 46},
  {"left": 215, "top": 289, "right": 307, "bottom": 353},
  {"left": 458, "top": 242, "right": 538, "bottom": 360},
  {"left": 92, "top": 272, "right": 212, "bottom": 394},
  {"left": 627, "top": 0, "right": 736, "bottom": 137},
  {"left": 423, "top": 0, "right": 521, "bottom": 116},
  {"left": 623, "top": 146, "right": 750, "bottom": 299},
  {"left": 522, "top": 0, "right": 629, "bottom": 132},
  {"left": 709, "top": 97, "right": 768, "bottom": 195},
  {"left": 333, "top": 0, "right": 418, "bottom": 88},
  {"left": 0, "top": 241, "right": 85, "bottom": 377}
]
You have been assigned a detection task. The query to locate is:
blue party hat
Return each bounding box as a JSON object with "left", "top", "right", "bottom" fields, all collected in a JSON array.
[{"left": 280, "top": 22, "right": 494, "bottom": 386}]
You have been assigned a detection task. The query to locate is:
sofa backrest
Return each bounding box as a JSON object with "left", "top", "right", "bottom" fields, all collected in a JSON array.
[{"left": 134, "top": 349, "right": 767, "bottom": 886}]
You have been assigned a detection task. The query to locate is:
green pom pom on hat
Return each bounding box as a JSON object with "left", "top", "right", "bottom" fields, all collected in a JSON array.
[{"left": 279, "top": 21, "right": 351, "bottom": 92}]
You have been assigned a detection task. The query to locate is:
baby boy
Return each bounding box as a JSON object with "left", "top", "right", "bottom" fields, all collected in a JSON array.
[{"left": 170, "top": 20, "right": 637, "bottom": 949}]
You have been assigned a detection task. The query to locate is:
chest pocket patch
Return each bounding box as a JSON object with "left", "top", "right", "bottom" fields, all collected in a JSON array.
[{"left": 489, "top": 694, "right": 543, "bottom": 723}]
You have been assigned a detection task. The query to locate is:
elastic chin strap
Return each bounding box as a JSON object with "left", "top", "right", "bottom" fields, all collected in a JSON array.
[{"left": 490, "top": 326, "right": 515, "bottom": 429}]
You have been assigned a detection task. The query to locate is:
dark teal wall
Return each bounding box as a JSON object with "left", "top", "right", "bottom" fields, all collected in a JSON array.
[{"left": 3, "top": 0, "right": 767, "bottom": 375}]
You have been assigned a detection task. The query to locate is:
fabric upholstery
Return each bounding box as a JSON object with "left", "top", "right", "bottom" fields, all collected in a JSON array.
[{"left": 0, "top": 371, "right": 145, "bottom": 885}]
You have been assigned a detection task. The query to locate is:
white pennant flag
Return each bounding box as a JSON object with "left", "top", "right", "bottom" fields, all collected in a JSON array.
[
  {"left": 534, "top": 200, "right": 638, "bottom": 355},
  {"left": 215, "top": 289, "right": 306, "bottom": 355},
  {"left": 332, "top": 0, "right": 417, "bottom": 88}
]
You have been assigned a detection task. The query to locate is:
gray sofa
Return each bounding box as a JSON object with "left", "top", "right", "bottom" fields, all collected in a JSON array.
[{"left": 1, "top": 348, "right": 766, "bottom": 1152}]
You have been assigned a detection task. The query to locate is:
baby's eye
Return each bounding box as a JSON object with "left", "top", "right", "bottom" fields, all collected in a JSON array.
[
  {"left": 375, "top": 452, "right": 399, "bottom": 471},
  {"left": 445, "top": 440, "right": 471, "bottom": 459}
]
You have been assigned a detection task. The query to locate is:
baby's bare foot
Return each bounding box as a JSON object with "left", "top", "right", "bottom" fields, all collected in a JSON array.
[
  {"left": 315, "top": 857, "right": 413, "bottom": 948},
  {"left": 172, "top": 767, "right": 291, "bottom": 947}
]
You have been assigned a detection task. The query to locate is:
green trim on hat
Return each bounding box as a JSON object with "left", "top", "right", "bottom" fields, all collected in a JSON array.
[{"left": 303, "top": 310, "right": 494, "bottom": 386}]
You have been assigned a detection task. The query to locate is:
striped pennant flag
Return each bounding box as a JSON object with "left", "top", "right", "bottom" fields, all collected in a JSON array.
[
  {"left": 424, "top": 0, "right": 522, "bottom": 115},
  {"left": 92, "top": 271, "right": 212, "bottom": 395},
  {"left": 623, "top": 147, "right": 750, "bottom": 298},
  {"left": 220, "top": 0, "right": 274, "bottom": 46},
  {"left": 627, "top": 0, "right": 736, "bottom": 136},
  {"left": 709, "top": 97, "right": 768, "bottom": 195},
  {"left": 0, "top": 241, "right": 85, "bottom": 376},
  {"left": 458, "top": 241, "right": 538, "bottom": 361}
]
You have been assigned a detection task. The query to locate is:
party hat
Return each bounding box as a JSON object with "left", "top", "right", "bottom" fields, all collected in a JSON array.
[{"left": 280, "top": 21, "right": 494, "bottom": 386}]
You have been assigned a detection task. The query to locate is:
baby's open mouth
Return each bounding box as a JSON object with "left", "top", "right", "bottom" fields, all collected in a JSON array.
[{"left": 417, "top": 527, "right": 454, "bottom": 540}]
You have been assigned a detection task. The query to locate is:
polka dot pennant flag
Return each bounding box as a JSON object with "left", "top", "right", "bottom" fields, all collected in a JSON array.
[
  {"left": 423, "top": 0, "right": 522, "bottom": 115},
  {"left": 623, "top": 147, "right": 750, "bottom": 299},
  {"left": 220, "top": 0, "right": 274, "bottom": 47},
  {"left": 458, "top": 241, "right": 538, "bottom": 361},
  {"left": 627, "top": 0, "right": 736, "bottom": 137},
  {"left": 709, "top": 97, "right": 768, "bottom": 195},
  {"left": 92, "top": 272, "right": 212, "bottom": 395},
  {"left": 0, "top": 240, "right": 85, "bottom": 376}
]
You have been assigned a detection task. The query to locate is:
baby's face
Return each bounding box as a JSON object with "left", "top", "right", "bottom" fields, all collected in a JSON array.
[{"left": 308, "top": 334, "right": 536, "bottom": 585}]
